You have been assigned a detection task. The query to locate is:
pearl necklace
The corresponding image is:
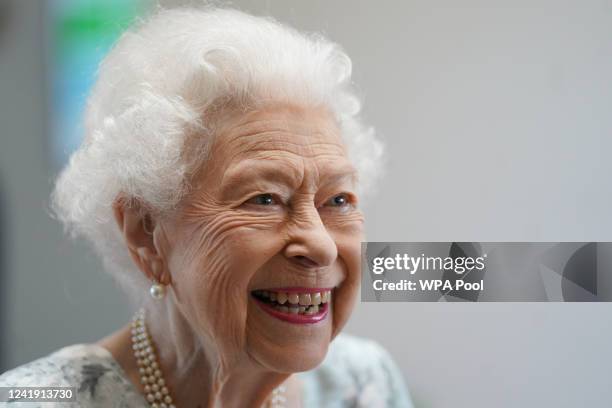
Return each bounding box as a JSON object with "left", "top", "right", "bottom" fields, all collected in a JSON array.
[
  {"left": 130, "top": 308, "right": 286, "bottom": 408},
  {"left": 131, "top": 308, "right": 175, "bottom": 408}
]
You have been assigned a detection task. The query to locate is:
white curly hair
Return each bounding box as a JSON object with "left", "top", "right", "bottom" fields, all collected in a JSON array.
[{"left": 50, "top": 5, "right": 385, "bottom": 303}]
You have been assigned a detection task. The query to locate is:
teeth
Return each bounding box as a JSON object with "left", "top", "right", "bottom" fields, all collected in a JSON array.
[
  {"left": 304, "top": 304, "right": 319, "bottom": 315},
  {"left": 298, "top": 293, "right": 311, "bottom": 306},
  {"left": 255, "top": 289, "right": 333, "bottom": 315}
]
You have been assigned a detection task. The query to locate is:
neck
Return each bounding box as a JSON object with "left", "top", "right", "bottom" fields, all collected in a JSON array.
[{"left": 100, "top": 305, "right": 294, "bottom": 407}]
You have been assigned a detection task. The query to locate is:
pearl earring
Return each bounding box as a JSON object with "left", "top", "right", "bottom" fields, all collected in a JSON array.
[{"left": 149, "top": 280, "right": 166, "bottom": 300}]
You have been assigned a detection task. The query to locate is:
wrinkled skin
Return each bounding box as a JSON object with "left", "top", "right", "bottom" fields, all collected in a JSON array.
[{"left": 107, "top": 104, "right": 365, "bottom": 407}]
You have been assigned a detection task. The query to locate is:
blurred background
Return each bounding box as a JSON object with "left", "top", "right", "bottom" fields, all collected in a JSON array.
[{"left": 1, "top": 0, "right": 611, "bottom": 407}]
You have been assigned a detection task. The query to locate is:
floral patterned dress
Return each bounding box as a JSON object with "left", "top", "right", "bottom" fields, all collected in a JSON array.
[{"left": 0, "top": 333, "right": 413, "bottom": 407}]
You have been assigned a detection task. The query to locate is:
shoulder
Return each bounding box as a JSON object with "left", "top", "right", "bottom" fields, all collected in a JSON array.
[
  {"left": 0, "top": 344, "right": 114, "bottom": 387},
  {"left": 300, "top": 333, "right": 414, "bottom": 408},
  {"left": 0, "top": 343, "right": 145, "bottom": 407}
]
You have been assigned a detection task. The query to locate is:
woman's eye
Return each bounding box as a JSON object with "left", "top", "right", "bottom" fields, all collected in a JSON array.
[
  {"left": 325, "top": 193, "right": 352, "bottom": 208},
  {"left": 246, "top": 193, "right": 278, "bottom": 206}
]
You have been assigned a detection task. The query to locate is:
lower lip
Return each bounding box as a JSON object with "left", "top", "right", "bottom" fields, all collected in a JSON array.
[{"left": 253, "top": 296, "right": 329, "bottom": 324}]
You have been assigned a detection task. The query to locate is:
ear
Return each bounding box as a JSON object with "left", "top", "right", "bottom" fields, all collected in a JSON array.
[{"left": 112, "top": 197, "right": 171, "bottom": 286}]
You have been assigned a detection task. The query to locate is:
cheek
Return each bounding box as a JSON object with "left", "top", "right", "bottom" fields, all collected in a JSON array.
[
  {"left": 327, "top": 217, "right": 364, "bottom": 339},
  {"left": 221, "top": 218, "right": 288, "bottom": 279},
  {"left": 326, "top": 212, "right": 364, "bottom": 285},
  {"left": 168, "top": 210, "right": 286, "bottom": 350}
]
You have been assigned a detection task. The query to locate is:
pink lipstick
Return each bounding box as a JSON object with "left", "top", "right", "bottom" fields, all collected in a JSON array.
[{"left": 251, "top": 287, "right": 332, "bottom": 324}]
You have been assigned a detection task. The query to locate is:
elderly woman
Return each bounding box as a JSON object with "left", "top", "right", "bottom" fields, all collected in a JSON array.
[{"left": 0, "top": 6, "right": 412, "bottom": 408}]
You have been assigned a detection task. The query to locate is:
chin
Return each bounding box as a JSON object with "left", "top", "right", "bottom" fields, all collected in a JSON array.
[
  {"left": 246, "top": 287, "right": 339, "bottom": 372},
  {"left": 250, "top": 339, "right": 331, "bottom": 373}
]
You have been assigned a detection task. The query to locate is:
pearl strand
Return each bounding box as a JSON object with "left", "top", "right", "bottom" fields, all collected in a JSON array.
[
  {"left": 131, "top": 308, "right": 175, "bottom": 408},
  {"left": 267, "top": 384, "right": 287, "bottom": 408},
  {"left": 130, "top": 308, "right": 286, "bottom": 408}
]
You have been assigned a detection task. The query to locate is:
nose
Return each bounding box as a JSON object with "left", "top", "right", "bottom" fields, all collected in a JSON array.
[{"left": 283, "top": 206, "right": 338, "bottom": 269}]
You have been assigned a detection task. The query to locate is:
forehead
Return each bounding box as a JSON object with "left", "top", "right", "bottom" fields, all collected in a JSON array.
[
  {"left": 203, "top": 105, "right": 355, "bottom": 181},
  {"left": 212, "top": 104, "right": 347, "bottom": 161}
]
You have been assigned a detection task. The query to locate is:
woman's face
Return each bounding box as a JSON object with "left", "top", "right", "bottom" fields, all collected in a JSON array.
[{"left": 163, "top": 104, "right": 364, "bottom": 373}]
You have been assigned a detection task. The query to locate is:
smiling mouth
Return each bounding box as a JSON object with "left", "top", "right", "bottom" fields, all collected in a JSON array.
[{"left": 251, "top": 288, "right": 332, "bottom": 323}]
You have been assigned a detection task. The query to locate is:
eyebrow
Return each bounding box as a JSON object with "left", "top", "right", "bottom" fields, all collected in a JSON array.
[
  {"left": 318, "top": 164, "right": 359, "bottom": 188},
  {"left": 221, "top": 160, "right": 301, "bottom": 194},
  {"left": 220, "top": 159, "right": 358, "bottom": 195}
]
